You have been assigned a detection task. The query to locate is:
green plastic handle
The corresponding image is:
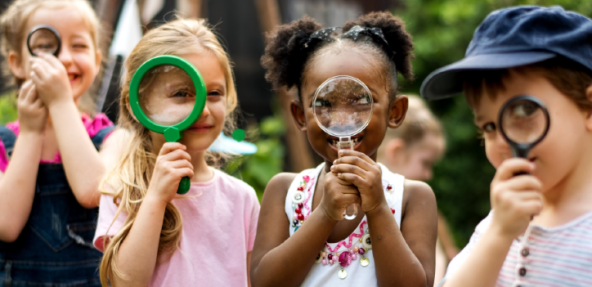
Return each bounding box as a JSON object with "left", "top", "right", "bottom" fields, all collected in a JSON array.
[
  {"left": 128, "top": 55, "right": 207, "bottom": 195},
  {"left": 178, "top": 177, "right": 191, "bottom": 194}
]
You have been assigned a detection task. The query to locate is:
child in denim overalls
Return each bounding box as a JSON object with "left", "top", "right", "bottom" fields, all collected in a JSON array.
[{"left": 0, "top": 0, "right": 115, "bottom": 286}]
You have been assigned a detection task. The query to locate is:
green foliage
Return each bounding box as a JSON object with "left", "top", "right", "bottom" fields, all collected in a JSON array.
[
  {"left": 225, "top": 114, "right": 286, "bottom": 200},
  {"left": 398, "top": 0, "right": 592, "bottom": 247},
  {"left": 0, "top": 92, "right": 17, "bottom": 125}
]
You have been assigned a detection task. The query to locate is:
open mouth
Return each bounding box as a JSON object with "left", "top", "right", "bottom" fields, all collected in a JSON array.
[
  {"left": 68, "top": 74, "right": 79, "bottom": 82},
  {"left": 328, "top": 136, "right": 362, "bottom": 148}
]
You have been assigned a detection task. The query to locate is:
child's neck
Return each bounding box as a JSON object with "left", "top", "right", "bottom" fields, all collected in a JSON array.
[
  {"left": 190, "top": 150, "right": 214, "bottom": 183},
  {"left": 536, "top": 148, "right": 592, "bottom": 227}
]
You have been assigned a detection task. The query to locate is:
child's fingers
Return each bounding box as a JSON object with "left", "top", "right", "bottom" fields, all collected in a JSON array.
[
  {"left": 334, "top": 155, "right": 374, "bottom": 172},
  {"left": 338, "top": 150, "right": 375, "bottom": 165},
  {"left": 167, "top": 158, "right": 194, "bottom": 171},
  {"left": 39, "top": 53, "right": 62, "bottom": 69},
  {"left": 493, "top": 158, "right": 534, "bottom": 182},
  {"left": 158, "top": 142, "right": 187, "bottom": 156},
  {"left": 161, "top": 149, "right": 192, "bottom": 162},
  {"left": 500, "top": 176, "right": 542, "bottom": 193},
  {"left": 17, "top": 80, "right": 32, "bottom": 101},
  {"left": 336, "top": 172, "right": 365, "bottom": 188},
  {"left": 331, "top": 163, "right": 366, "bottom": 178}
]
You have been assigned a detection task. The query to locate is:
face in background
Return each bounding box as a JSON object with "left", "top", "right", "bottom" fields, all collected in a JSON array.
[
  {"left": 380, "top": 133, "right": 445, "bottom": 181},
  {"left": 472, "top": 69, "right": 592, "bottom": 194},
  {"left": 293, "top": 46, "right": 407, "bottom": 162},
  {"left": 9, "top": 6, "right": 101, "bottom": 103},
  {"left": 146, "top": 52, "right": 228, "bottom": 155}
]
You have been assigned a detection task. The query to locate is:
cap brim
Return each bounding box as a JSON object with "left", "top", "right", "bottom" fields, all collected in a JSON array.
[
  {"left": 208, "top": 133, "right": 257, "bottom": 155},
  {"left": 420, "top": 52, "right": 557, "bottom": 100}
]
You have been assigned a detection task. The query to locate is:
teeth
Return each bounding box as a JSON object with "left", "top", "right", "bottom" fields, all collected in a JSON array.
[{"left": 329, "top": 137, "right": 361, "bottom": 146}]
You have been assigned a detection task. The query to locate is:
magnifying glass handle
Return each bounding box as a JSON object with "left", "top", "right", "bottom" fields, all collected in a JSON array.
[
  {"left": 177, "top": 176, "right": 191, "bottom": 194},
  {"left": 337, "top": 138, "right": 358, "bottom": 220}
]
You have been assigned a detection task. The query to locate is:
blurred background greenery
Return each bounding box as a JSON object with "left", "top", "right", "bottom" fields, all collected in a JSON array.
[{"left": 1, "top": 0, "right": 590, "bottom": 249}]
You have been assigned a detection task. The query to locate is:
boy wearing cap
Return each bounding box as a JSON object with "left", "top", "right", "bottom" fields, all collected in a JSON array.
[{"left": 421, "top": 6, "right": 592, "bottom": 287}]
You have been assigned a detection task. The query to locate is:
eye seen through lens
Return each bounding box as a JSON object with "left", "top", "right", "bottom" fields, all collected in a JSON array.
[
  {"left": 500, "top": 98, "right": 548, "bottom": 145},
  {"left": 312, "top": 75, "right": 373, "bottom": 137},
  {"left": 27, "top": 26, "right": 60, "bottom": 56},
  {"left": 138, "top": 64, "right": 196, "bottom": 126}
]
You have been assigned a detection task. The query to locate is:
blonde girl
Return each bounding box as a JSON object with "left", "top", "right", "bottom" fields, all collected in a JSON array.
[
  {"left": 93, "top": 18, "right": 260, "bottom": 287},
  {"left": 0, "top": 0, "right": 113, "bottom": 285}
]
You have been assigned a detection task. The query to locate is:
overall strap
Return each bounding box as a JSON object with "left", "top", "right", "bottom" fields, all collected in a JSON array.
[
  {"left": 90, "top": 126, "right": 115, "bottom": 151},
  {"left": 0, "top": 125, "right": 16, "bottom": 157}
]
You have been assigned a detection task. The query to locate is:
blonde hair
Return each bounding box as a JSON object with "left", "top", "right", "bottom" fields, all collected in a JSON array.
[
  {"left": 385, "top": 95, "right": 443, "bottom": 146},
  {"left": 0, "top": 0, "right": 103, "bottom": 114},
  {"left": 98, "top": 18, "right": 238, "bottom": 285}
]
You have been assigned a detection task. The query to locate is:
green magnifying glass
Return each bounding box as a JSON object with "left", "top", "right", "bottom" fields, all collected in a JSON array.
[{"left": 129, "top": 55, "right": 207, "bottom": 194}]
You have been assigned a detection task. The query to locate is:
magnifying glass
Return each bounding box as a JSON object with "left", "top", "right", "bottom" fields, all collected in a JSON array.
[
  {"left": 313, "top": 75, "right": 373, "bottom": 220},
  {"left": 27, "top": 25, "right": 61, "bottom": 57},
  {"left": 498, "top": 95, "right": 550, "bottom": 171},
  {"left": 129, "top": 55, "right": 207, "bottom": 194}
]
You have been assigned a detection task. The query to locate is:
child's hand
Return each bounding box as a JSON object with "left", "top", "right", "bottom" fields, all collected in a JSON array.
[
  {"left": 320, "top": 170, "right": 361, "bottom": 221},
  {"left": 490, "top": 158, "right": 543, "bottom": 239},
  {"left": 146, "top": 142, "right": 194, "bottom": 205},
  {"left": 29, "top": 53, "right": 73, "bottom": 108},
  {"left": 17, "top": 80, "right": 47, "bottom": 134},
  {"left": 331, "top": 150, "right": 386, "bottom": 215}
]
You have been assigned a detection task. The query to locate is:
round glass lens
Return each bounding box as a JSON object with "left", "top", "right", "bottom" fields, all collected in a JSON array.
[
  {"left": 138, "top": 64, "right": 196, "bottom": 126},
  {"left": 27, "top": 27, "right": 60, "bottom": 56},
  {"left": 312, "top": 75, "right": 373, "bottom": 137},
  {"left": 501, "top": 98, "right": 548, "bottom": 145}
]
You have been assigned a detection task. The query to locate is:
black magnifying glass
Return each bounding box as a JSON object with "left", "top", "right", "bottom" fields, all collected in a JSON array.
[
  {"left": 498, "top": 95, "right": 550, "bottom": 173},
  {"left": 27, "top": 25, "right": 61, "bottom": 57}
]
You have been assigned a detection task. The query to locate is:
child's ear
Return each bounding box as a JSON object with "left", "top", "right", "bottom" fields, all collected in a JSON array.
[
  {"left": 125, "top": 99, "right": 139, "bottom": 122},
  {"left": 290, "top": 100, "right": 307, "bottom": 132},
  {"left": 586, "top": 85, "right": 592, "bottom": 131},
  {"left": 387, "top": 95, "right": 409, "bottom": 128},
  {"left": 94, "top": 50, "right": 102, "bottom": 75},
  {"left": 7, "top": 51, "right": 26, "bottom": 79}
]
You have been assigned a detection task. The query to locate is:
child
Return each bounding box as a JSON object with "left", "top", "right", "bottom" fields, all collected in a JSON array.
[
  {"left": 94, "top": 18, "right": 260, "bottom": 287},
  {"left": 0, "top": 0, "right": 113, "bottom": 285},
  {"left": 377, "top": 95, "right": 457, "bottom": 286},
  {"left": 251, "top": 12, "right": 438, "bottom": 286},
  {"left": 378, "top": 95, "right": 445, "bottom": 182},
  {"left": 421, "top": 6, "right": 592, "bottom": 287}
]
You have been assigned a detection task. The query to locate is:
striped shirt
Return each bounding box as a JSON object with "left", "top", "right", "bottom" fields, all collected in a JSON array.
[{"left": 441, "top": 210, "right": 592, "bottom": 287}]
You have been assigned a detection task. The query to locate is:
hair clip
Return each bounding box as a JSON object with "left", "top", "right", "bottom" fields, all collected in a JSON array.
[{"left": 341, "top": 25, "right": 396, "bottom": 59}]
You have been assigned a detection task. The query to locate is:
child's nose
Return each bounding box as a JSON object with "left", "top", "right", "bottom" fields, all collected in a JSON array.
[
  {"left": 494, "top": 131, "right": 512, "bottom": 154},
  {"left": 57, "top": 47, "right": 73, "bottom": 66},
  {"left": 199, "top": 104, "right": 211, "bottom": 119}
]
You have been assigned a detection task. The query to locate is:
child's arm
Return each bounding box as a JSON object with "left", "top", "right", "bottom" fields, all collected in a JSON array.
[
  {"left": 30, "top": 54, "right": 105, "bottom": 208},
  {"left": 0, "top": 81, "right": 46, "bottom": 242},
  {"left": 109, "top": 142, "right": 193, "bottom": 287},
  {"left": 250, "top": 171, "right": 360, "bottom": 287},
  {"left": 333, "top": 150, "right": 438, "bottom": 286},
  {"left": 442, "top": 159, "right": 542, "bottom": 287}
]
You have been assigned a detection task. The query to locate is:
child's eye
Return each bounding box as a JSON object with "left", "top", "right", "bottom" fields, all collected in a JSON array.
[
  {"left": 482, "top": 122, "right": 496, "bottom": 133},
  {"left": 73, "top": 44, "right": 88, "bottom": 49},
  {"left": 354, "top": 94, "right": 371, "bottom": 105},
  {"left": 208, "top": 90, "right": 223, "bottom": 97},
  {"left": 171, "top": 89, "right": 194, "bottom": 98},
  {"left": 314, "top": 99, "right": 331, "bottom": 108}
]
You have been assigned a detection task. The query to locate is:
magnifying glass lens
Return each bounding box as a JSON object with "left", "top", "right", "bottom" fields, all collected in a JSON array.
[
  {"left": 28, "top": 28, "right": 59, "bottom": 56},
  {"left": 138, "top": 64, "right": 196, "bottom": 126},
  {"left": 501, "top": 99, "right": 548, "bottom": 145},
  {"left": 313, "top": 77, "right": 373, "bottom": 136}
]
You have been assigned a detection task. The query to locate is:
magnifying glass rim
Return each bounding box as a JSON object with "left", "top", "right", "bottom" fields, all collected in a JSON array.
[
  {"left": 27, "top": 25, "right": 61, "bottom": 57},
  {"left": 129, "top": 55, "right": 207, "bottom": 135},
  {"left": 498, "top": 95, "right": 550, "bottom": 149},
  {"left": 312, "top": 75, "right": 374, "bottom": 137}
]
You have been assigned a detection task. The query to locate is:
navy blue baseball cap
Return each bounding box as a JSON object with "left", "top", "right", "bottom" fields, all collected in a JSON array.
[{"left": 421, "top": 6, "right": 592, "bottom": 100}]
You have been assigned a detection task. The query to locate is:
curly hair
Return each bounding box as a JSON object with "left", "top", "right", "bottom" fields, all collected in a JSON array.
[{"left": 261, "top": 11, "right": 414, "bottom": 99}]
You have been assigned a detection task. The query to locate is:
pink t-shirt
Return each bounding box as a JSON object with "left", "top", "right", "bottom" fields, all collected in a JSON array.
[
  {"left": 93, "top": 169, "right": 260, "bottom": 287},
  {"left": 0, "top": 113, "right": 113, "bottom": 172}
]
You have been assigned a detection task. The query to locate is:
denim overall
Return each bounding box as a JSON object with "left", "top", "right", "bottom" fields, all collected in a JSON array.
[{"left": 0, "top": 125, "right": 114, "bottom": 286}]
